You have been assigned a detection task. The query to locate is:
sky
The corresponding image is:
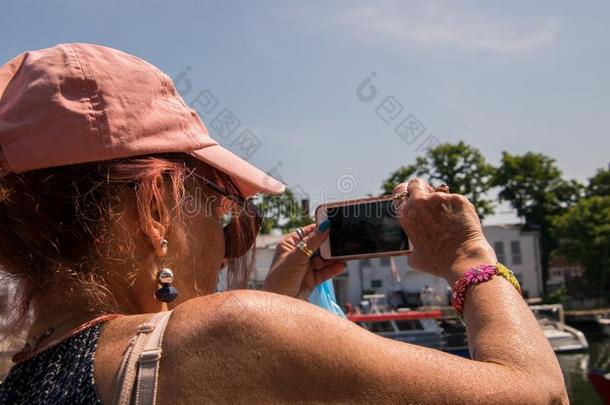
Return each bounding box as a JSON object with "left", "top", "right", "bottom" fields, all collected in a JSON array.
[{"left": 2, "top": 0, "right": 609, "bottom": 224}]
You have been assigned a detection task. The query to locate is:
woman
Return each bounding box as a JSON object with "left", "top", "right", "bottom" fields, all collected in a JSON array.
[{"left": 0, "top": 44, "right": 567, "bottom": 404}]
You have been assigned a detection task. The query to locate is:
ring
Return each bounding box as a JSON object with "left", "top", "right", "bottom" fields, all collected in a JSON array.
[
  {"left": 435, "top": 184, "right": 450, "bottom": 193},
  {"left": 393, "top": 191, "right": 409, "bottom": 201},
  {"left": 296, "top": 241, "right": 314, "bottom": 258},
  {"left": 295, "top": 227, "right": 306, "bottom": 240}
]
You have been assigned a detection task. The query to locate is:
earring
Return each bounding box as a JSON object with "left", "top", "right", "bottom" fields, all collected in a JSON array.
[{"left": 155, "top": 239, "right": 178, "bottom": 303}]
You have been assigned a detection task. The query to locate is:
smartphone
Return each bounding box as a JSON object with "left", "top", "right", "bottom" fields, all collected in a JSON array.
[{"left": 315, "top": 195, "right": 411, "bottom": 261}]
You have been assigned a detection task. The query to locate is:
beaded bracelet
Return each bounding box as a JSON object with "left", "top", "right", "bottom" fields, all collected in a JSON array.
[{"left": 451, "top": 263, "right": 521, "bottom": 317}]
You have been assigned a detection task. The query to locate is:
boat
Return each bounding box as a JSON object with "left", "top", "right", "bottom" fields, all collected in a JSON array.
[
  {"left": 588, "top": 343, "right": 610, "bottom": 404},
  {"left": 530, "top": 304, "right": 589, "bottom": 353},
  {"left": 597, "top": 316, "right": 610, "bottom": 336},
  {"left": 348, "top": 309, "right": 445, "bottom": 349},
  {"left": 588, "top": 370, "right": 610, "bottom": 404},
  {"left": 348, "top": 294, "right": 469, "bottom": 356}
]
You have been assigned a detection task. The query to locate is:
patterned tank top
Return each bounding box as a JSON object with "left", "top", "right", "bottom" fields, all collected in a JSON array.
[{"left": 0, "top": 324, "right": 103, "bottom": 404}]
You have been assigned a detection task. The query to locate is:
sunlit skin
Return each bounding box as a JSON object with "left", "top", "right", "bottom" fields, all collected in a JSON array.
[{"left": 25, "top": 175, "right": 568, "bottom": 404}]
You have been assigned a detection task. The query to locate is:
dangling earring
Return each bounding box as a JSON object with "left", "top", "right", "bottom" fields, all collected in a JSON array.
[{"left": 155, "top": 239, "right": 178, "bottom": 303}]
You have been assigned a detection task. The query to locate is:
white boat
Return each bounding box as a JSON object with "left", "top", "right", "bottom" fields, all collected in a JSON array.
[
  {"left": 530, "top": 304, "right": 589, "bottom": 353},
  {"left": 348, "top": 309, "right": 445, "bottom": 349}
]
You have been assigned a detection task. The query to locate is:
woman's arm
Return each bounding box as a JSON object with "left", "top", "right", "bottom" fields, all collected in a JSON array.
[
  {"left": 176, "top": 284, "right": 565, "bottom": 404},
  {"left": 170, "top": 178, "right": 567, "bottom": 404}
]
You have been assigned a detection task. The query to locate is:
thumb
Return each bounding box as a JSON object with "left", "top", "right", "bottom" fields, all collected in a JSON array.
[{"left": 301, "top": 219, "right": 331, "bottom": 251}]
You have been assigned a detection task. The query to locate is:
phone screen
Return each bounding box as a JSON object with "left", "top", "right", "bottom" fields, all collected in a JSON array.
[{"left": 326, "top": 199, "right": 408, "bottom": 257}]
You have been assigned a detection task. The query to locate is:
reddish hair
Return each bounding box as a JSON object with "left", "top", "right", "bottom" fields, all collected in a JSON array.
[{"left": 0, "top": 153, "right": 256, "bottom": 331}]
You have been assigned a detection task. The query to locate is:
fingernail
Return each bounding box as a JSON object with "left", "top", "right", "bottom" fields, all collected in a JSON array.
[{"left": 317, "top": 219, "right": 331, "bottom": 233}]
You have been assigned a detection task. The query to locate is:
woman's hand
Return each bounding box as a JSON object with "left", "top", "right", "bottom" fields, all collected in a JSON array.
[
  {"left": 395, "top": 178, "right": 497, "bottom": 284},
  {"left": 263, "top": 223, "right": 345, "bottom": 300}
]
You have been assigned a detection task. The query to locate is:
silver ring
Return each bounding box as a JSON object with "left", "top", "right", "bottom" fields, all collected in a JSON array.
[{"left": 296, "top": 227, "right": 306, "bottom": 240}]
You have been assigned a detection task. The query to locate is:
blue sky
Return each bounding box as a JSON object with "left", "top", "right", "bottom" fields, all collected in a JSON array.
[{"left": 2, "top": 0, "right": 609, "bottom": 224}]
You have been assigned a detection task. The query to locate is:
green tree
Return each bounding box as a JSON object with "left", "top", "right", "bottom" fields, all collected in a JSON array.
[
  {"left": 544, "top": 286, "right": 570, "bottom": 305},
  {"left": 381, "top": 142, "right": 495, "bottom": 219},
  {"left": 256, "top": 188, "right": 313, "bottom": 234},
  {"left": 381, "top": 164, "right": 417, "bottom": 195},
  {"left": 494, "top": 152, "right": 583, "bottom": 291},
  {"left": 553, "top": 196, "right": 610, "bottom": 297},
  {"left": 587, "top": 165, "right": 610, "bottom": 197}
]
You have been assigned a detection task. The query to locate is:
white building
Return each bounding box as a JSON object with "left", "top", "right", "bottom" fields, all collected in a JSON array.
[{"left": 484, "top": 225, "right": 543, "bottom": 298}]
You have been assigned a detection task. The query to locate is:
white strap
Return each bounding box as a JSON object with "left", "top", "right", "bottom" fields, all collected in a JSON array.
[
  {"left": 113, "top": 311, "right": 172, "bottom": 405},
  {"left": 134, "top": 311, "right": 172, "bottom": 405}
]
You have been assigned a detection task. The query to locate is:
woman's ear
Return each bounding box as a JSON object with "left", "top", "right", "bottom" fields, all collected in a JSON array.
[{"left": 138, "top": 173, "right": 171, "bottom": 258}]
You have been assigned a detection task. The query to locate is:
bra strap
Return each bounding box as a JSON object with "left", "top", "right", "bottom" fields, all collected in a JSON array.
[
  {"left": 113, "top": 311, "right": 173, "bottom": 405},
  {"left": 134, "top": 311, "right": 172, "bottom": 405}
]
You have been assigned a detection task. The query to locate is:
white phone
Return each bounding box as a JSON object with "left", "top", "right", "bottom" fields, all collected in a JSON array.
[{"left": 315, "top": 195, "right": 412, "bottom": 261}]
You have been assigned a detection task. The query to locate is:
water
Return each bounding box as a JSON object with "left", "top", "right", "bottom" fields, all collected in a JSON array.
[{"left": 557, "top": 336, "right": 609, "bottom": 405}]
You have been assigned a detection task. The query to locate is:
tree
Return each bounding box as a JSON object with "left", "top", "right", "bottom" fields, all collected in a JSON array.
[
  {"left": 256, "top": 188, "right": 313, "bottom": 234},
  {"left": 587, "top": 165, "right": 610, "bottom": 197},
  {"left": 553, "top": 196, "right": 610, "bottom": 298},
  {"left": 381, "top": 142, "right": 495, "bottom": 219},
  {"left": 417, "top": 142, "right": 496, "bottom": 218},
  {"left": 381, "top": 165, "right": 417, "bottom": 195},
  {"left": 494, "top": 152, "right": 583, "bottom": 292}
]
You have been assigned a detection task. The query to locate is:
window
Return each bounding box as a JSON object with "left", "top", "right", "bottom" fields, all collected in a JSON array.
[
  {"left": 511, "top": 241, "right": 523, "bottom": 265},
  {"left": 380, "top": 257, "right": 390, "bottom": 266},
  {"left": 360, "top": 259, "right": 371, "bottom": 269},
  {"left": 371, "top": 279, "right": 383, "bottom": 288},
  {"left": 493, "top": 241, "right": 505, "bottom": 263}
]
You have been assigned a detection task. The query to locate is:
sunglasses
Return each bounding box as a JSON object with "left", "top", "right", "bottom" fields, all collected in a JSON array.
[{"left": 190, "top": 172, "right": 262, "bottom": 259}]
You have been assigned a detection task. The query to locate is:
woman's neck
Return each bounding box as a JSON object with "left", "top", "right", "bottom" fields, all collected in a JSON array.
[
  {"left": 27, "top": 286, "right": 163, "bottom": 343},
  {"left": 27, "top": 297, "right": 105, "bottom": 342}
]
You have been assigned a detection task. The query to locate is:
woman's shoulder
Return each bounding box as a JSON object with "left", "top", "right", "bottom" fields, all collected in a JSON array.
[
  {"left": 169, "top": 290, "right": 319, "bottom": 343},
  {"left": 95, "top": 291, "right": 377, "bottom": 403},
  {"left": 158, "top": 290, "right": 357, "bottom": 402}
]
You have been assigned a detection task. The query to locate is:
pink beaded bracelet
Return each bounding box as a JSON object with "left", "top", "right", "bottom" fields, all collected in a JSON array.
[{"left": 451, "top": 263, "right": 522, "bottom": 317}]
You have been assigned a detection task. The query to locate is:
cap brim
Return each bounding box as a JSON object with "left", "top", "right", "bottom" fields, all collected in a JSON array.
[{"left": 190, "top": 144, "right": 285, "bottom": 197}]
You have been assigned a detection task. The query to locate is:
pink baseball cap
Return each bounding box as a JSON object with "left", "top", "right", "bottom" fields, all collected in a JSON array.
[{"left": 0, "top": 43, "right": 285, "bottom": 197}]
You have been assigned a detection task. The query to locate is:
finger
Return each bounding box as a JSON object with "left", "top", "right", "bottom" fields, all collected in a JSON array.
[
  {"left": 300, "top": 219, "right": 331, "bottom": 251},
  {"left": 312, "top": 255, "right": 338, "bottom": 270},
  {"left": 394, "top": 178, "right": 434, "bottom": 196},
  {"left": 284, "top": 223, "right": 316, "bottom": 245},
  {"left": 313, "top": 262, "right": 346, "bottom": 285},
  {"left": 312, "top": 257, "right": 343, "bottom": 272},
  {"left": 393, "top": 181, "right": 409, "bottom": 195},
  {"left": 407, "top": 178, "right": 430, "bottom": 199}
]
